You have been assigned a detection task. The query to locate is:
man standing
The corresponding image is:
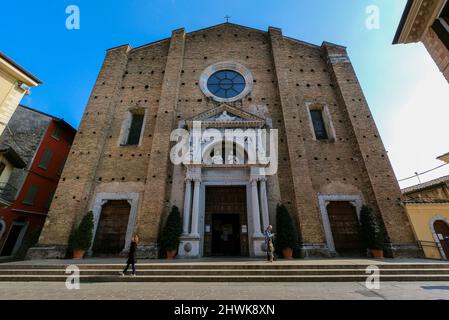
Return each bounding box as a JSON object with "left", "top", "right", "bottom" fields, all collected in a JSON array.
[{"left": 264, "top": 225, "right": 275, "bottom": 262}]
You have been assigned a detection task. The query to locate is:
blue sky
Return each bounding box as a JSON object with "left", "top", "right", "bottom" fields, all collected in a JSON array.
[{"left": 1, "top": 0, "right": 448, "bottom": 187}]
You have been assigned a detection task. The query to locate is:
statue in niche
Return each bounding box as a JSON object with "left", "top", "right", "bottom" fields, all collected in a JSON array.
[
  {"left": 216, "top": 111, "right": 236, "bottom": 122},
  {"left": 212, "top": 150, "right": 223, "bottom": 164},
  {"left": 227, "top": 153, "right": 240, "bottom": 164}
]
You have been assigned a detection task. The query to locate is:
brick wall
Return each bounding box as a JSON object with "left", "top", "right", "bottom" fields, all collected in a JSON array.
[{"left": 32, "top": 24, "right": 421, "bottom": 258}]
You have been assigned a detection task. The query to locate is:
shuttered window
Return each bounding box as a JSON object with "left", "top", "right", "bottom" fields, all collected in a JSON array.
[
  {"left": 126, "top": 114, "right": 144, "bottom": 145},
  {"left": 23, "top": 185, "right": 39, "bottom": 205},
  {"left": 310, "top": 110, "right": 328, "bottom": 140},
  {"left": 38, "top": 149, "right": 53, "bottom": 170},
  {"left": 51, "top": 126, "right": 62, "bottom": 140}
]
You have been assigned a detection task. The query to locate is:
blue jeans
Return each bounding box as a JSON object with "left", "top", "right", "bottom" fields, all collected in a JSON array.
[{"left": 123, "top": 263, "right": 136, "bottom": 274}]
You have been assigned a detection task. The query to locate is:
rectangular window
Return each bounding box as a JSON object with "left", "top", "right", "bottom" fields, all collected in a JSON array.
[
  {"left": 126, "top": 114, "right": 144, "bottom": 145},
  {"left": 310, "top": 110, "right": 328, "bottom": 140},
  {"left": 38, "top": 149, "right": 53, "bottom": 170},
  {"left": 44, "top": 192, "right": 55, "bottom": 209},
  {"left": 51, "top": 125, "right": 62, "bottom": 140},
  {"left": 23, "top": 185, "right": 39, "bottom": 205}
]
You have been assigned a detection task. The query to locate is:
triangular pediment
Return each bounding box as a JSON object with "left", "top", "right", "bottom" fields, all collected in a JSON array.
[{"left": 185, "top": 104, "right": 265, "bottom": 128}]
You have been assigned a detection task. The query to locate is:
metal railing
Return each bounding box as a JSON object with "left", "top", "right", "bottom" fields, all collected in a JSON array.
[{"left": 418, "top": 240, "right": 440, "bottom": 249}]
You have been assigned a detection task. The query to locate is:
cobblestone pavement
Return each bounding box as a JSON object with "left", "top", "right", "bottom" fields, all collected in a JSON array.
[{"left": 0, "top": 282, "right": 449, "bottom": 300}]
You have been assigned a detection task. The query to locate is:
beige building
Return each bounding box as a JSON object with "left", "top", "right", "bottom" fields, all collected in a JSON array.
[
  {"left": 0, "top": 51, "right": 41, "bottom": 135},
  {"left": 402, "top": 153, "right": 449, "bottom": 259},
  {"left": 394, "top": 0, "right": 449, "bottom": 82},
  {"left": 30, "top": 23, "right": 420, "bottom": 260}
]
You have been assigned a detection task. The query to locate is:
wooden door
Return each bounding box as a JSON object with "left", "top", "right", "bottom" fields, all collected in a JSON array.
[
  {"left": 434, "top": 220, "right": 449, "bottom": 259},
  {"left": 92, "top": 200, "right": 131, "bottom": 255},
  {"left": 204, "top": 186, "right": 248, "bottom": 257},
  {"left": 327, "top": 201, "right": 363, "bottom": 255}
]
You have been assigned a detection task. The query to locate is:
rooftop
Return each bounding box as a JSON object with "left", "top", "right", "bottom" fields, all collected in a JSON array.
[
  {"left": 402, "top": 175, "right": 449, "bottom": 194},
  {"left": 0, "top": 51, "right": 42, "bottom": 85}
]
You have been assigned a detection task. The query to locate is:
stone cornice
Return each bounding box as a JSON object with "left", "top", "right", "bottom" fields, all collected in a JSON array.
[
  {"left": 396, "top": 0, "right": 447, "bottom": 44},
  {"left": 185, "top": 104, "right": 266, "bottom": 129}
]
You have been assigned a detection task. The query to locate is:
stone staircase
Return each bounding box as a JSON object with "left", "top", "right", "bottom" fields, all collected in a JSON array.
[{"left": 1, "top": 260, "right": 449, "bottom": 282}]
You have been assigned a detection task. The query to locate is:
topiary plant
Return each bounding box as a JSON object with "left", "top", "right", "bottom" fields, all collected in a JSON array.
[
  {"left": 275, "top": 204, "right": 299, "bottom": 257},
  {"left": 70, "top": 211, "right": 94, "bottom": 251},
  {"left": 160, "top": 206, "right": 182, "bottom": 255},
  {"left": 360, "top": 205, "right": 385, "bottom": 250}
]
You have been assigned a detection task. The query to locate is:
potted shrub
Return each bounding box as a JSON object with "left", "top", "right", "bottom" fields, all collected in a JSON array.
[
  {"left": 275, "top": 204, "right": 299, "bottom": 259},
  {"left": 360, "top": 205, "right": 385, "bottom": 259},
  {"left": 69, "top": 211, "right": 94, "bottom": 259},
  {"left": 160, "top": 206, "right": 182, "bottom": 259}
]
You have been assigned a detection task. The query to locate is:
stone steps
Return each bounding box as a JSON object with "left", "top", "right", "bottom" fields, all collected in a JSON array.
[
  {"left": 2, "top": 274, "right": 449, "bottom": 282},
  {"left": 2, "top": 263, "right": 449, "bottom": 270},
  {"left": 1, "top": 268, "right": 449, "bottom": 276},
  {"left": 1, "top": 261, "right": 449, "bottom": 282}
]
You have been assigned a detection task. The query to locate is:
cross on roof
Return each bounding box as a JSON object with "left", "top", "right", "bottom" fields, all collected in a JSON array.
[{"left": 225, "top": 15, "right": 231, "bottom": 23}]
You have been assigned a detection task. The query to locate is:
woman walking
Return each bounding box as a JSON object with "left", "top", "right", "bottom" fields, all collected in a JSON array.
[{"left": 120, "top": 234, "right": 139, "bottom": 276}]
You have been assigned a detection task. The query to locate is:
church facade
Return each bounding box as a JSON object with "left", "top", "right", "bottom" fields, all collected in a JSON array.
[{"left": 29, "top": 23, "right": 420, "bottom": 259}]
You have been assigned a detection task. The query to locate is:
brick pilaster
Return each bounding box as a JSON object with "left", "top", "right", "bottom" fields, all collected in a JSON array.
[{"left": 136, "top": 29, "right": 186, "bottom": 256}]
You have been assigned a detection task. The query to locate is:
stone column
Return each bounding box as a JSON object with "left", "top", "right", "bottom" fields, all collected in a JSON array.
[
  {"left": 190, "top": 178, "right": 201, "bottom": 237},
  {"left": 259, "top": 178, "right": 270, "bottom": 231},
  {"left": 182, "top": 179, "right": 192, "bottom": 235},
  {"left": 251, "top": 179, "right": 263, "bottom": 237}
]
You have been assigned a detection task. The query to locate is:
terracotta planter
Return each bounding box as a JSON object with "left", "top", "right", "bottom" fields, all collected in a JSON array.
[
  {"left": 282, "top": 247, "right": 293, "bottom": 259},
  {"left": 166, "top": 250, "right": 177, "bottom": 259},
  {"left": 73, "top": 249, "right": 85, "bottom": 259},
  {"left": 370, "top": 249, "right": 384, "bottom": 259}
]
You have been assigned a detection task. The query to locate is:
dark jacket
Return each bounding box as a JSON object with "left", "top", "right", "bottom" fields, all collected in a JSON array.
[{"left": 127, "top": 241, "right": 137, "bottom": 264}]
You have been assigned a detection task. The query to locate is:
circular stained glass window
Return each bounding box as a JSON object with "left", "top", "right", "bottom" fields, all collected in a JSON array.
[{"left": 207, "top": 70, "right": 246, "bottom": 99}]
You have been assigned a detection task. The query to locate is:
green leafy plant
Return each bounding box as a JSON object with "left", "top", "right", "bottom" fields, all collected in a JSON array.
[
  {"left": 160, "top": 206, "right": 182, "bottom": 254},
  {"left": 360, "top": 205, "right": 385, "bottom": 250},
  {"left": 275, "top": 204, "right": 300, "bottom": 256},
  {"left": 69, "top": 211, "right": 94, "bottom": 251}
]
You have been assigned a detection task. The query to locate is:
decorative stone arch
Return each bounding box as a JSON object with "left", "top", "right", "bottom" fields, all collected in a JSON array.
[
  {"left": 317, "top": 193, "right": 363, "bottom": 254},
  {"left": 89, "top": 192, "right": 140, "bottom": 254},
  {"left": 199, "top": 61, "right": 254, "bottom": 103},
  {"left": 429, "top": 215, "right": 449, "bottom": 259},
  {"left": 201, "top": 137, "right": 248, "bottom": 165}
]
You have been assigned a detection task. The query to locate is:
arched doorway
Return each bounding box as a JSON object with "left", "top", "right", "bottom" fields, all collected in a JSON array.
[{"left": 433, "top": 220, "right": 449, "bottom": 259}]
